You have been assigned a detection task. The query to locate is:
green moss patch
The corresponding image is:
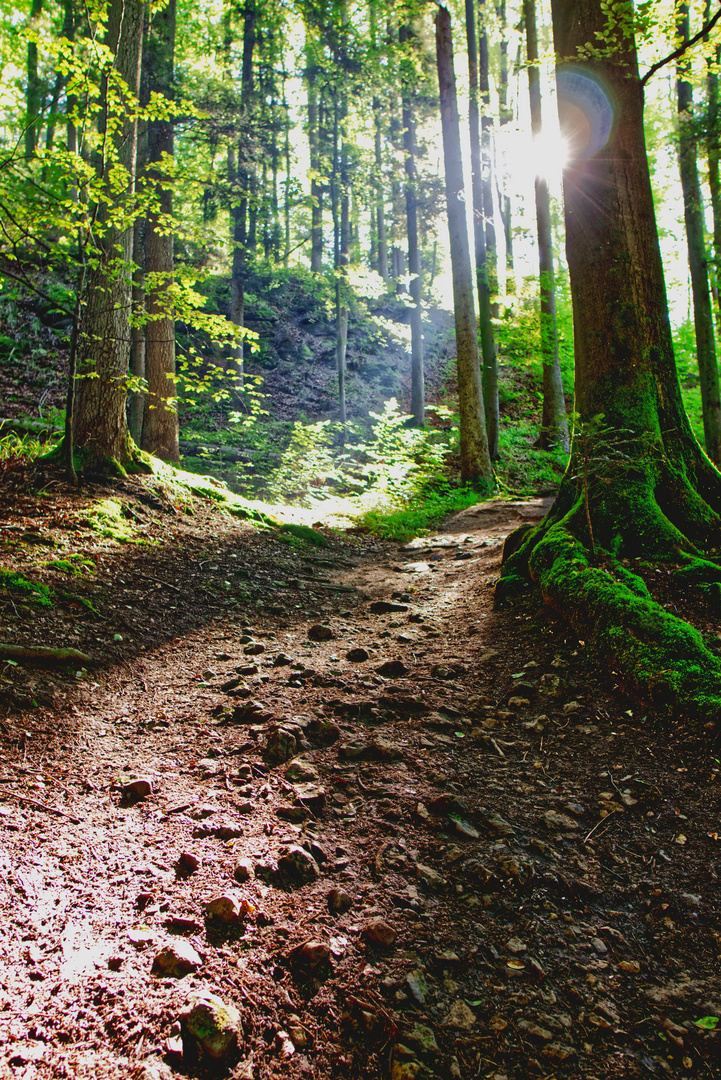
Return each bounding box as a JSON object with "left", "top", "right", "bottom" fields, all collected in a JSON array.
[{"left": 0, "top": 568, "right": 53, "bottom": 608}]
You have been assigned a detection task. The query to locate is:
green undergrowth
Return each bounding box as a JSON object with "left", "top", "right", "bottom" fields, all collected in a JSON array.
[
  {"left": 358, "top": 484, "right": 484, "bottom": 542},
  {"left": 83, "top": 499, "right": 141, "bottom": 543},
  {"left": 0, "top": 568, "right": 53, "bottom": 607}
]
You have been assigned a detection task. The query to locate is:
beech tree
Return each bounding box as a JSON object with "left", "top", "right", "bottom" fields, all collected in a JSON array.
[
  {"left": 73, "top": 0, "right": 145, "bottom": 471},
  {"left": 498, "top": 0, "right": 721, "bottom": 725}
]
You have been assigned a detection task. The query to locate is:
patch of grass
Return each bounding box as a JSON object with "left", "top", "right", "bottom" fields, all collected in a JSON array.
[
  {"left": 0, "top": 568, "right": 53, "bottom": 607},
  {"left": 359, "top": 485, "right": 483, "bottom": 542}
]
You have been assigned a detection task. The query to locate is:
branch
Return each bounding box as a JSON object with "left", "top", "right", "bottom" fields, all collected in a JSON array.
[{"left": 641, "top": 3, "right": 721, "bottom": 88}]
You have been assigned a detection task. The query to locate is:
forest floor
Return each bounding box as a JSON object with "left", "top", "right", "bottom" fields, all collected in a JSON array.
[{"left": 1, "top": 466, "right": 720, "bottom": 1080}]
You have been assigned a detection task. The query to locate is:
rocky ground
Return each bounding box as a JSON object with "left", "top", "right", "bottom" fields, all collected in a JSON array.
[{"left": 0, "top": 467, "right": 720, "bottom": 1080}]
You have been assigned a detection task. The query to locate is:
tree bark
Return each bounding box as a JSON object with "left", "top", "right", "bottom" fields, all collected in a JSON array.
[
  {"left": 373, "top": 97, "right": 389, "bottom": 284},
  {"left": 466, "top": 0, "right": 496, "bottom": 450},
  {"left": 478, "top": 0, "right": 499, "bottom": 459},
  {"left": 435, "top": 5, "right": 493, "bottom": 489},
  {"left": 25, "top": 0, "right": 44, "bottom": 158},
  {"left": 524, "top": 0, "right": 569, "bottom": 452},
  {"left": 306, "top": 30, "right": 323, "bottom": 273},
  {"left": 141, "top": 0, "right": 178, "bottom": 461},
  {"left": 498, "top": 0, "right": 721, "bottom": 729},
  {"left": 677, "top": 3, "right": 721, "bottom": 465},
  {"left": 705, "top": 8, "right": 721, "bottom": 328},
  {"left": 400, "top": 23, "right": 424, "bottom": 427},
  {"left": 73, "top": 0, "right": 145, "bottom": 470}
]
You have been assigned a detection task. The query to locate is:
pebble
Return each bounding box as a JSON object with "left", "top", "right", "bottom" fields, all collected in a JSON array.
[
  {"left": 151, "top": 941, "right": 203, "bottom": 978},
  {"left": 175, "top": 852, "right": 201, "bottom": 877},
  {"left": 122, "top": 778, "right": 153, "bottom": 799},
  {"left": 543, "top": 809, "right": 580, "bottom": 831},
  {"left": 346, "top": 647, "right": 370, "bottom": 662},
  {"left": 296, "top": 939, "right": 332, "bottom": 967},
  {"left": 285, "top": 760, "right": 319, "bottom": 782},
  {"left": 363, "top": 917, "right": 397, "bottom": 947},
  {"left": 375, "top": 659, "right": 409, "bottom": 679},
  {"left": 204, "top": 892, "right": 250, "bottom": 922},
  {"left": 278, "top": 845, "right": 320, "bottom": 885},
  {"left": 273, "top": 653, "right": 293, "bottom": 667},
  {"left": 244, "top": 643, "right": 265, "bottom": 656},
  {"left": 415, "top": 863, "right": 446, "bottom": 888},
  {"left": 508, "top": 696, "right": 531, "bottom": 709},
  {"left": 506, "top": 937, "right": 527, "bottom": 954},
  {"left": 327, "top": 887, "right": 353, "bottom": 914},
  {"left": 446, "top": 1000, "right": 476, "bottom": 1029},
  {"left": 265, "top": 726, "right": 299, "bottom": 764},
  {"left": 181, "top": 991, "right": 242, "bottom": 1061},
  {"left": 370, "top": 601, "right": 409, "bottom": 613},
  {"left": 308, "top": 624, "right": 334, "bottom": 641},
  {"left": 233, "top": 858, "right": 254, "bottom": 883}
]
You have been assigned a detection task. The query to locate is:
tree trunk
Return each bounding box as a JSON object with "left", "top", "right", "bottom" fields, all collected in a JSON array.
[
  {"left": 306, "top": 32, "right": 323, "bottom": 273},
  {"left": 129, "top": 213, "right": 146, "bottom": 444},
  {"left": 524, "top": 0, "right": 569, "bottom": 452},
  {"left": 333, "top": 95, "right": 348, "bottom": 431},
  {"left": 25, "top": 0, "right": 44, "bottom": 158},
  {"left": 400, "top": 24, "right": 424, "bottom": 427},
  {"left": 496, "top": 0, "right": 515, "bottom": 294},
  {"left": 142, "top": 0, "right": 178, "bottom": 461},
  {"left": 498, "top": 0, "right": 721, "bottom": 729},
  {"left": 435, "top": 5, "right": 493, "bottom": 489},
  {"left": 677, "top": 4, "right": 721, "bottom": 465},
  {"left": 73, "top": 0, "right": 145, "bottom": 470},
  {"left": 373, "top": 97, "right": 389, "bottom": 284},
  {"left": 466, "top": 0, "right": 496, "bottom": 450},
  {"left": 478, "top": 0, "right": 499, "bottom": 459},
  {"left": 705, "top": 11, "right": 721, "bottom": 328}
]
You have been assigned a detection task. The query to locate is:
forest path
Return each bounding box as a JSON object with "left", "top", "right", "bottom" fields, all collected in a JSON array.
[{"left": 0, "top": 488, "right": 720, "bottom": 1080}]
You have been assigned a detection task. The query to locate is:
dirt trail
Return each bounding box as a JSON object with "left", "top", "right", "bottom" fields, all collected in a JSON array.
[{"left": 1, "top": 493, "right": 720, "bottom": 1080}]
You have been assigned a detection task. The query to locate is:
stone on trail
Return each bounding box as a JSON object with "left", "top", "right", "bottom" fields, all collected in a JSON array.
[
  {"left": 346, "top": 647, "right": 370, "bottom": 663},
  {"left": 273, "top": 653, "right": 293, "bottom": 667},
  {"left": 327, "top": 887, "right": 353, "bottom": 914},
  {"left": 175, "top": 851, "right": 201, "bottom": 877},
  {"left": 285, "top": 759, "right": 319, "bottom": 783},
  {"left": 278, "top": 845, "right": 320, "bottom": 885},
  {"left": 363, "top": 917, "right": 397, "bottom": 947},
  {"left": 543, "top": 810, "right": 580, "bottom": 831},
  {"left": 445, "top": 1000, "right": 476, "bottom": 1030},
  {"left": 181, "top": 991, "right": 242, "bottom": 1061},
  {"left": 375, "top": 659, "right": 409, "bottom": 679},
  {"left": 151, "top": 940, "right": 203, "bottom": 978},
  {"left": 244, "top": 642, "right": 265, "bottom": 656},
  {"left": 204, "top": 892, "right": 251, "bottom": 922},
  {"left": 308, "top": 623, "right": 334, "bottom": 641},
  {"left": 233, "top": 858, "right": 254, "bottom": 883},
  {"left": 122, "top": 778, "right": 153, "bottom": 799},
  {"left": 296, "top": 939, "right": 332, "bottom": 967},
  {"left": 370, "top": 601, "right": 409, "bottom": 614},
  {"left": 265, "top": 726, "right": 299, "bottom": 764}
]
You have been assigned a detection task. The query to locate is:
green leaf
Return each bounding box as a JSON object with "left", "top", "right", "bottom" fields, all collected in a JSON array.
[{"left": 694, "top": 1016, "right": 719, "bottom": 1030}]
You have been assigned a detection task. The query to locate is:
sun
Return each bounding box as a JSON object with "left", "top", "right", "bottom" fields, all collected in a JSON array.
[{"left": 532, "top": 130, "right": 570, "bottom": 180}]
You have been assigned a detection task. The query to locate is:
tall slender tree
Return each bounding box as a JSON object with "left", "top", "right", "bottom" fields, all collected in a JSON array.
[
  {"left": 523, "top": 0, "right": 568, "bottom": 451},
  {"left": 676, "top": 2, "right": 721, "bottom": 464},
  {"left": 400, "top": 20, "right": 424, "bottom": 426},
  {"left": 466, "top": 0, "right": 496, "bottom": 449},
  {"left": 142, "top": 0, "right": 179, "bottom": 461},
  {"left": 435, "top": 3, "right": 493, "bottom": 488}
]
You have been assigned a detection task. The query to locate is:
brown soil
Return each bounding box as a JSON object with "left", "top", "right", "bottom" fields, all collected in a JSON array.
[{"left": 1, "top": 465, "right": 720, "bottom": 1080}]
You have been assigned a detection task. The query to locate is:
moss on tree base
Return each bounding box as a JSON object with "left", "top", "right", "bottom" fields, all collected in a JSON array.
[{"left": 497, "top": 488, "right": 721, "bottom": 731}]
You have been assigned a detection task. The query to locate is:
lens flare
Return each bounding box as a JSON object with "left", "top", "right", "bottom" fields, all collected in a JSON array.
[{"left": 556, "top": 67, "right": 615, "bottom": 162}]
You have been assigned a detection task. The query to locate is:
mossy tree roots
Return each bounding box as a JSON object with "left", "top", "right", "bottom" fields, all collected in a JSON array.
[{"left": 497, "top": 450, "right": 721, "bottom": 730}]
